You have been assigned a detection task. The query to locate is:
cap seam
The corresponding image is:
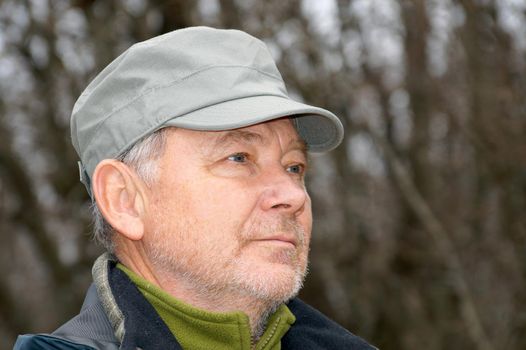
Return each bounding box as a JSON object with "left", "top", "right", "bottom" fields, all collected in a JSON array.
[{"left": 80, "top": 65, "right": 283, "bottom": 157}]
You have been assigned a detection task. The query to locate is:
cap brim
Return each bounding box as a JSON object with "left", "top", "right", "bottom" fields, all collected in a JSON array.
[{"left": 163, "top": 95, "right": 344, "bottom": 152}]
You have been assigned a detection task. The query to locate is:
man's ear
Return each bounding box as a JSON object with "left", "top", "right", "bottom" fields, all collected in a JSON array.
[{"left": 91, "top": 159, "right": 147, "bottom": 241}]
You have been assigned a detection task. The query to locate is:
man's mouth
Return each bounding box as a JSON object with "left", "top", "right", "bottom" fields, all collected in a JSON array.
[{"left": 254, "top": 235, "right": 298, "bottom": 248}]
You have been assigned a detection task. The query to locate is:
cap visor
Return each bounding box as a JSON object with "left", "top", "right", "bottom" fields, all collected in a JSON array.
[{"left": 163, "top": 95, "right": 344, "bottom": 152}]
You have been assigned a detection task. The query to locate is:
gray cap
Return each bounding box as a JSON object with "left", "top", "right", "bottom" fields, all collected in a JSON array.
[{"left": 71, "top": 26, "right": 344, "bottom": 193}]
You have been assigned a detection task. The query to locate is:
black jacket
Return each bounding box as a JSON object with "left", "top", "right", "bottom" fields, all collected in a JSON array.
[{"left": 14, "top": 255, "right": 376, "bottom": 350}]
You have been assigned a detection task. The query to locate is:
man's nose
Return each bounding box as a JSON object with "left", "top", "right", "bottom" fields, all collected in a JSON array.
[{"left": 258, "top": 167, "right": 309, "bottom": 215}]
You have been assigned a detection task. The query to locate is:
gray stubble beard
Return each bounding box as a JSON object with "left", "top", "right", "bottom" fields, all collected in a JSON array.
[{"left": 146, "top": 214, "right": 310, "bottom": 337}]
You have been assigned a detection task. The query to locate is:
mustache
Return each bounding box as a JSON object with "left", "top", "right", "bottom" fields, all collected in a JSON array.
[{"left": 240, "top": 216, "right": 306, "bottom": 247}]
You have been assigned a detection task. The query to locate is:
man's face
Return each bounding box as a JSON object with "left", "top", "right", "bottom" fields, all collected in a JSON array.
[{"left": 143, "top": 118, "right": 312, "bottom": 303}]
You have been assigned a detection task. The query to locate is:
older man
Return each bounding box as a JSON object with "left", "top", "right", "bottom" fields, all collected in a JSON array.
[{"left": 14, "top": 27, "right": 375, "bottom": 350}]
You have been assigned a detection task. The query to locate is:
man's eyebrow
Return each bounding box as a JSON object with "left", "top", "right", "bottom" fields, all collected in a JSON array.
[
  {"left": 206, "top": 129, "right": 308, "bottom": 160},
  {"left": 289, "top": 139, "right": 308, "bottom": 160},
  {"left": 213, "top": 130, "right": 265, "bottom": 149}
]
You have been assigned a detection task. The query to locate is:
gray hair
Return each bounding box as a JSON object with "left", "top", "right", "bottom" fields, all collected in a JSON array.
[{"left": 90, "top": 128, "right": 170, "bottom": 253}]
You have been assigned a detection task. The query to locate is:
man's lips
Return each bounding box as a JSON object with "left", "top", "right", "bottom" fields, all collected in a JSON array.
[{"left": 253, "top": 235, "right": 298, "bottom": 247}]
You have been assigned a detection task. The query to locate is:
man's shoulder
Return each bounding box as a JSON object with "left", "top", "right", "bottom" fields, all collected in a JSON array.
[
  {"left": 13, "top": 334, "right": 97, "bottom": 350},
  {"left": 13, "top": 314, "right": 118, "bottom": 350},
  {"left": 284, "top": 298, "right": 377, "bottom": 350},
  {"left": 13, "top": 285, "right": 119, "bottom": 350},
  {"left": 52, "top": 287, "right": 116, "bottom": 343}
]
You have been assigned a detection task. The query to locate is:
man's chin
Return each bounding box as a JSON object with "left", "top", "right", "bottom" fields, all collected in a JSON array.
[
  {"left": 246, "top": 243, "right": 303, "bottom": 265},
  {"left": 231, "top": 260, "right": 306, "bottom": 302}
]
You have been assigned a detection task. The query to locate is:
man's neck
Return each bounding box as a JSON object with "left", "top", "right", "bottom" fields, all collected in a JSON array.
[
  {"left": 156, "top": 268, "right": 279, "bottom": 341},
  {"left": 118, "top": 253, "right": 277, "bottom": 340}
]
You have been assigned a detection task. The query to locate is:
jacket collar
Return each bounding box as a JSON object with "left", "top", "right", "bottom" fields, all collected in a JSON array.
[{"left": 92, "top": 253, "right": 183, "bottom": 350}]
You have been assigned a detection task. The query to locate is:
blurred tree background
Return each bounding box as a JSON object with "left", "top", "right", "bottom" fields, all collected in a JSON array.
[{"left": 0, "top": 0, "right": 525, "bottom": 349}]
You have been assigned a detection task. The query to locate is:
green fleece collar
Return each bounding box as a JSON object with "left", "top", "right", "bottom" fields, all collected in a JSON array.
[{"left": 118, "top": 263, "right": 295, "bottom": 350}]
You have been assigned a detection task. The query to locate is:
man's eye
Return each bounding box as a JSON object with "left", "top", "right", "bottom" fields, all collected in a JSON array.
[
  {"left": 287, "top": 164, "right": 305, "bottom": 174},
  {"left": 227, "top": 153, "right": 248, "bottom": 163}
]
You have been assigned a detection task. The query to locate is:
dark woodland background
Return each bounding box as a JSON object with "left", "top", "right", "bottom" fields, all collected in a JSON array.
[{"left": 1, "top": 0, "right": 525, "bottom": 349}]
